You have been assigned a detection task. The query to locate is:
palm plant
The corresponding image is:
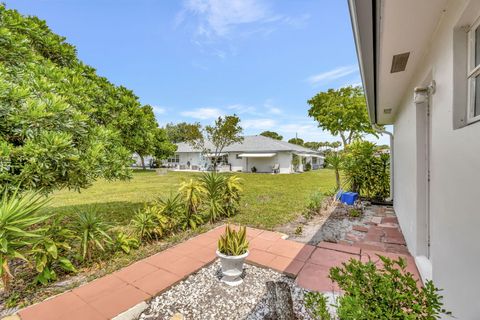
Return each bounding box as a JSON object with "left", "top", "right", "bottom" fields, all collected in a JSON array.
[
  {"left": 157, "top": 193, "right": 183, "bottom": 219},
  {"left": 325, "top": 151, "right": 342, "bottom": 191},
  {"left": 199, "top": 172, "right": 226, "bottom": 222},
  {"left": 178, "top": 179, "right": 205, "bottom": 229},
  {"left": 72, "top": 211, "right": 112, "bottom": 261},
  {"left": 131, "top": 208, "right": 158, "bottom": 242},
  {"left": 0, "top": 189, "right": 50, "bottom": 290}
]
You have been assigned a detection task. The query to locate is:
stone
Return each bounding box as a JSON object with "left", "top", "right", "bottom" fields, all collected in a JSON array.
[
  {"left": 265, "top": 281, "right": 295, "bottom": 320},
  {"left": 170, "top": 313, "right": 184, "bottom": 320}
]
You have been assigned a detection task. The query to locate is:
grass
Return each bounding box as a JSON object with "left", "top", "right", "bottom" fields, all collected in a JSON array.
[
  {"left": 48, "top": 169, "right": 336, "bottom": 229},
  {"left": 3, "top": 169, "right": 336, "bottom": 309}
]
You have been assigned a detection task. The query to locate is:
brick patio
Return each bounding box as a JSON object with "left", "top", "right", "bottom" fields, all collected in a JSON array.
[{"left": 16, "top": 209, "right": 421, "bottom": 320}]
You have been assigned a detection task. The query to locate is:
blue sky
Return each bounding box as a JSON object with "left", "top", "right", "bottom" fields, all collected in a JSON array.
[{"left": 6, "top": 0, "right": 388, "bottom": 145}]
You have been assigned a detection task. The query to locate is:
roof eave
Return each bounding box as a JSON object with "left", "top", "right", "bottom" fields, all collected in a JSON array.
[{"left": 348, "top": 0, "right": 379, "bottom": 124}]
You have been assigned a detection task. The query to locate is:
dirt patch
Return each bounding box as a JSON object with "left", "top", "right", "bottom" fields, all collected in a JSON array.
[{"left": 276, "top": 199, "right": 373, "bottom": 246}]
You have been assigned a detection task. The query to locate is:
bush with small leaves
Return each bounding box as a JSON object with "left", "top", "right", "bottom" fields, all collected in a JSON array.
[
  {"left": 329, "top": 255, "right": 452, "bottom": 319},
  {"left": 305, "top": 292, "right": 332, "bottom": 320}
]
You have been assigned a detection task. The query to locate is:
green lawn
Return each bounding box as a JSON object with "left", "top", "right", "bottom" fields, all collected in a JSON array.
[{"left": 49, "top": 169, "right": 336, "bottom": 229}]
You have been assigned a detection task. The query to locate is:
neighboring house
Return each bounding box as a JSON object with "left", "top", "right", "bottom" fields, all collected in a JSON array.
[
  {"left": 131, "top": 154, "right": 155, "bottom": 168},
  {"left": 349, "top": 0, "right": 480, "bottom": 317},
  {"left": 165, "top": 135, "right": 324, "bottom": 173}
]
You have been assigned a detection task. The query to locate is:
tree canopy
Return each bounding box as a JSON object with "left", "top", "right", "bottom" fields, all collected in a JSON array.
[
  {"left": 186, "top": 115, "right": 243, "bottom": 169},
  {"left": 165, "top": 122, "right": 202, "bottom": 143},
  {"left": 307, "top": 86, "right": 379, "bottom": 147},
  {"left": 260, "top": 131, "right": 283, "bottom": 140},
  {"left": 0, "top": 5, "right": 168, "bottom": 191},
  {"left": 288, "top": 138, "right": 304, "bottom": 146}
]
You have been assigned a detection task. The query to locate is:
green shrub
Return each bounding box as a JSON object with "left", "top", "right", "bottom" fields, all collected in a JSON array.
[
  {"left": 72, "top": 211, "right": 112, "bottom": 261},
  {"left": 305, "top": 162, "right": 312, "bottom": 171},
  {"left": 348, "top": 209, "right": 361, "bottom": 218},
  {"left": 111, "top": 231, "right": 139, "bottom": 254},
  {"left": 179, "top": 179, "right": 205, "bottom": 230},
  {"left": 0, "top": 188, "right": 50, "bottom": 291},
  {"left": 305, "top": 292, "right": 332, "bottom": 320},
  {"left": 199, "top": 172, "right": 226, "bottom": 223},
  {"left": 217, "top": 225, "right": 249, "bottom": 256},
  {"left": 304, "top": 191, "right": 324, "bottom": 219},
  {"left": 342, "top": 140, "right": 390, "bottom": 200},
  {"left": 328, "top": 255, "right": 451, "bottom": 319},
  {"left": 131, "top": 204, "right": 171, "bottom": 241},
  {"left": 32, "top": 216, "right": 77, "bottom": 285},
  {"left": 223, "top": 175, "right": 243, "bottom": 217}
]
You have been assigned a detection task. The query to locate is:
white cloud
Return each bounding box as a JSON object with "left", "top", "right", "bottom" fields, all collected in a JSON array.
[
  {"left": 151, "top": 105, "right": 166, "bottom": 114},
  {"left": 263, "top": 99, "right": 282, "bottom": 115},
  {"left": 307, "top": 65, "right": 358, "bottom": 86},
  {"left": 242, "top": 118, "right": 276, "bottom": 129},
  {"left": 227, "top": 104, "right": 257, "bottom": 115},
  {"left": 181, "top": 107, "right": 223, "bottom": 119},
  {"left": 183, "top": 0, "right": 273, "bottom": 37}
]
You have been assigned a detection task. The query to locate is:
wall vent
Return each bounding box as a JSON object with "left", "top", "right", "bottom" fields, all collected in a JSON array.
[
  {"left": 384, "top": 108, "right": 392, "bottom": 114},
  {"left": 390, "top": 52, "right": 410, "bottom": 73}
]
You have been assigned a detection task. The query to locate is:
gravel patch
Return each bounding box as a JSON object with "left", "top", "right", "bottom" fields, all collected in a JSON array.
[{"left": 138, "top": 260, "right": 313, "bottom": 320}]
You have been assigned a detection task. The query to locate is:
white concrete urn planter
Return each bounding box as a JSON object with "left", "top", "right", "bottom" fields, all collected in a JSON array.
[{"left": 216, "top": 250, "right": 249, "bottom": 286}]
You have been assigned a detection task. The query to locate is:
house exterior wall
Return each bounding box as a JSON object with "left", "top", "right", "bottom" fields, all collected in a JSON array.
[
  {"left": 392, "top": 1, "right": 480, "bottom": 317},
  {"left": 244, "top": 152, "right": 292, "bottom": 173},
  {"left": 277, "top": 152, "right": 293, "bottom": 174},
  {"left": 228, "top": 153, "right": 246, "bottom": 172}
]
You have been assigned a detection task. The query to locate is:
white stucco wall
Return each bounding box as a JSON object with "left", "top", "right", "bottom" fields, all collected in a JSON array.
[
  {"left": 392, "top": 1, "right": 480, "bottom": 317},
  {"left": 228, "top": 153, "right": 246, "bottom": 172}
]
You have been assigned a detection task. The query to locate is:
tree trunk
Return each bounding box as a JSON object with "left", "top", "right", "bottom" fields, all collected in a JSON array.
[
  {"left": 339, "top": 132, "right": 348, "bottom": 147},
  {"left": 140, "top": 155, "right": 146, "bottom": 170},
  {"left": 265, "top": 281, "right": 296, "bottom": 320},
  {"left": 335, "top": 168, "right": 341, "bottom": 191}
]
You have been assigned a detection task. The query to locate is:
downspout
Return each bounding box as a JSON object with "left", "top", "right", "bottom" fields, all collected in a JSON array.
[{"left": 372, "top": 124, "right": 394, "bottom": 202}]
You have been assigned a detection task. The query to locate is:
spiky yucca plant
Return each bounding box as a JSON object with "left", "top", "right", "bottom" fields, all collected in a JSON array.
[
  {"left": 217, "top": 225, "right": 249, "bottom": 256},
  {"left": 0, "top": 189, "right": 50, "bottom": 291}
]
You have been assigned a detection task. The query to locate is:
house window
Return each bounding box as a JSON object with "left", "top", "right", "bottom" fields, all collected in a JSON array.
[
  {"left": 167, "top": 154, "right": 179, "bottom": 163},
  {"left": 467, "top": 17, "right": 480, "bottom": 123}
]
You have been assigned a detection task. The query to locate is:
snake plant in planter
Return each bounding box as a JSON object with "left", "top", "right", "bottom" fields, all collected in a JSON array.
[{"left": 216, "top": 225, "right": 249, "bottom": 286}]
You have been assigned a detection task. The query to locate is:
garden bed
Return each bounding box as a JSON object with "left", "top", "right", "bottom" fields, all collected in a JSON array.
[{"left": 138, "top": 260, "right": 313, "bottom": 320}]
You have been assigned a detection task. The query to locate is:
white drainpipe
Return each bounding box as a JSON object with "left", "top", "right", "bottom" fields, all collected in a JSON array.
[{"left": 372, "top": 125, "right": 394, "bottom": 202}]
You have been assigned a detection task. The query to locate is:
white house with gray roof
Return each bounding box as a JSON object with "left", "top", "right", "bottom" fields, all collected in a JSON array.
[{"left": 164, "top": 135, "right": 324, "bottom": 173}]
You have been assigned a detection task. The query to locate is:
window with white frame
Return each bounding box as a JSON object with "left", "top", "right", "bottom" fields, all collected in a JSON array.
[
  {"left": 167, "top": 154, "right": 179, "bottom": 163},
  {"left": 467, "top": 17, "right": 480, "bottom": 123}
]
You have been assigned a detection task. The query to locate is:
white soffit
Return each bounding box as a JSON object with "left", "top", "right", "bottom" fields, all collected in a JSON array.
[
  {"left": 238, "top": 153, "right": 276, "bottom": 158},
  {"left": 377, "top": 0, "right": 448, "bottom": 124}
]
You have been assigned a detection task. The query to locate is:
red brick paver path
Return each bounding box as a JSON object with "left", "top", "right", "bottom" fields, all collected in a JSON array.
[{"left": 17, "top": 211, "right": 421, "bottom": 320}]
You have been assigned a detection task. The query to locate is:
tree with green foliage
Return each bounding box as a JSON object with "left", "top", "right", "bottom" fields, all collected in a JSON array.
[
  {"left": 125, "top": 105, "right": 176, "bottom": 169},
  {"left": 342, "top": 140, "right": 390, "bottom": 199},
  {"left": 0, "top": 4, "right": 166, "bottom": 191},
  {"left": 308, "top": 86, "right": 379, "bottom": 147},
  {"left": 304, "top": 141, "right": 320, "bottom": 150},
  {"left": 165, "top": 122, "right": 203, "bottom": 143},
  {"left": 152, "top": 127, "right": 177, "bottom": 162},
  {"left": 260, "top": 131, "right": 283, "bottom": 140},
  {"left": 288, "top": 138, "right": 304, "bottom": 146},
  {"left": 187, "top": 115, "right": 243, "bottom": 170}
]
